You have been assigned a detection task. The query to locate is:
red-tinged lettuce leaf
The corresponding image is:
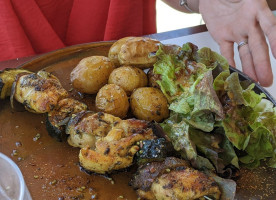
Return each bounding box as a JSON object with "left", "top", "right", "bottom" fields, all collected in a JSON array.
[
  {"left": 216, "top": 72, "right": 276, "bottom": 168},
  {"left": 161, "top": 114, "right": 197, "bottom": 160},
  {"left": 213, "top": 70, "right": 230, "bottom": 94},
  {"left": 196, "top": 47, "right": 229, "bottom": 70},
  {"left": 169, "top": 71, "right": 224, "bottom": 132},
  {"left": 161, "top": 113, "right": 216, "bottom": 170},
  {"left": 190, "top": 128, "right": 239, "bottom": 175},
  {"left": 224, "top": 72, "right": 246, "bottom": 105},
  {"left": 252, "top": 99, "right": 276, "bottom": 167},
  {"left": 193, "top": 71, "right": 224, "bottom": 121}
]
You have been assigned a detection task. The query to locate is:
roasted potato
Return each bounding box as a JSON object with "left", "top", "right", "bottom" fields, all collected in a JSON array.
[
  {"left": 108, "top": 37, "right": 134, "bottom": 66},
  {"left": 108, "top": 66, "right": 148, "bottom": 95},
  {"left": 110, "top": 37, "right": 160, "bottom": 69},
  {"left": 95, "top": 84, "right": 129, "bottom": 118},
  {"left": 118, "top": 37, "right": 160, "bottom": 68},
  {"left": 130, "top": 87, "right": 169, "bottom": 122},
  {"left": 70, "top": 56, "right": 115, "bottom": 94}
]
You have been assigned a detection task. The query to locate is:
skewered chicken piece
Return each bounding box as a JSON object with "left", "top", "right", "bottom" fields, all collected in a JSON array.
[
  {"left": 131, "top": 157, "right": 221, "bottom": 200},
  {"left": 11, "top": 70, "right": 68, "bottom": 113},
  {"left": 79, "top": 118, "right": 155, "bottom": 174},
  {"left": 66, "top": 111, "right": 155, "bottom": 174},
  {"left": 66, "top": 111, "right": 121, "bottom": 148},
  {"left": 0, "top": 68, "right": 31, "bottom": 99}
]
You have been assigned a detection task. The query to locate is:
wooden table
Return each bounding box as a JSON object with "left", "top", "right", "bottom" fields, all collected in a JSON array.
[{"left": 0, "top": 25, "right": 207, "bottom": 70}]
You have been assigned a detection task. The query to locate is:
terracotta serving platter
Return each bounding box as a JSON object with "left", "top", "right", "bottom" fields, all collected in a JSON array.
[{"left": 0, "top": 41, "right": 276, "bottom": 200}]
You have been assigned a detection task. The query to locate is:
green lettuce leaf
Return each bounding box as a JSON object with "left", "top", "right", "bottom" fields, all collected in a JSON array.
[
  {"left": 161, "top": 114, "right": 197, "bottom": 160},
  {"left": 196, "top": 47, "right": 229, "bottom": 70},
  {"left": 216, "top": 72, "right": 276, "bottom": 168},
  {"left": 168, "top": 70, "right": 224, "bottom": 132},
  {"left": 239, "top": 126, "right": 274, "bottom": 168}
]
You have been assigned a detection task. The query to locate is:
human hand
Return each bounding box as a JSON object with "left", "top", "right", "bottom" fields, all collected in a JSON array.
[{"left": 199, "top": 0, "right": 276, "bottom": 86}]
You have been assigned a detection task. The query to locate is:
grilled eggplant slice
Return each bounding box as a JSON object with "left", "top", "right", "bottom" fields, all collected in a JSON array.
[
  {"left": 0, "top": 68, "right": 31, "bottom": 99},
  {"left": 46, "top": 98, "right": 88, "bottom": 141},
  {"left": 135, "top": 138, "right": 174, "bottom": 165},
  {"left": 11, "top": 70, "right": 68, "bottom": 113}
]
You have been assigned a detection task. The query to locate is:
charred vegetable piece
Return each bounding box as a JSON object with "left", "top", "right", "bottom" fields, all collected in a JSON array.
[
  {"left": 46, "top": 98, "right": 88, "bottom": 141},
  {"left": 135, "top": 138, "right": 174, "bottom": 165},
  {"left": 11, "top": 70, "right": 68, "bottom": 113},
  {"left": 0, "top": 68, "right": 31, "bottom": 99}
]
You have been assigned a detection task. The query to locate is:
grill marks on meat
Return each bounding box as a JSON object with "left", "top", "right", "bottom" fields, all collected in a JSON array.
[
  {"left": 131, "top": 157, "right": 221, "bottom": 200},
  {"left": 12, "top": 71, "right": 68, "bottom": 113}
]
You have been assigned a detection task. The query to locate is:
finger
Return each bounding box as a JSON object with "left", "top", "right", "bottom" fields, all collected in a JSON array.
[
  {"left": 248, "top": 24, "right": 273, "bottom": 87},
  {"left": 238, "top": 42, "right": 258, "bottom": 82},
  {"left": 258, "top": 5, "right": 276, "bottom": 58},
  {"left": 219, "top": 41, "right": 236, "bottom": 67}
]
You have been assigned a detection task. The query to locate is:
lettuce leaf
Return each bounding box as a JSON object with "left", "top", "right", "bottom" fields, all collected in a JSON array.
[
  {"left": 155, "top": 42, "right": 276, "bottom": 172},
  {"left": 214, "top": 72, "right": 276, "bottom": 168},
  {"left": 239, "top": 126, "right": 274, "bottom": 168},
  {"left": 196, "top": 47, "right": 229, "bottom": 70}
]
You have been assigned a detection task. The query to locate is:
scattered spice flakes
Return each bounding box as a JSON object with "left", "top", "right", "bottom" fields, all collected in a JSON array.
[
  {"left": 11, "top": 149, "right": 18, "bottom": 156},
  {"left": 236, "top": 166, "right": 276, "bottom": 199},
  {"left": 106, "top": 177, "right": 115, "bottom": 185},
  {"left": 76, "top": 186, "right": 86, "bottom": 192},
  {"left": 33, "top": 133, "right": 41, "bottom": 141},
  {"left": 15, "top": 141, "right": 22, "bottom": 147},
  {"left": 49, "top": 179, "right": 57, "bottom": 186}
]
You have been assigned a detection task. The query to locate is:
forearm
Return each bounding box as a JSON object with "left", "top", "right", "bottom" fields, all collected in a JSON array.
[{"left": 161, "top": 0, "right": 200, "bottom": 13}]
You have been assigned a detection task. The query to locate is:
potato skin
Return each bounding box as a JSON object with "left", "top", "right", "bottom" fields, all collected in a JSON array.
[
  {"left": 96, "top": 84, "right": 129, "bottom": 118},
  {"left": 70, "top": 56, "right": 115, "bottom": 94},
  {"left": 130, "top": 87, "right": 169, "bottom": 122},
  {"left": 108, "top": 66, "right": 148, "bottom": 95},
  {"left": 118, "top": 37, "right": 160, "bottom": 69},
  {"left": 108, "top": 37, "right": 134, "bottom": 66}
]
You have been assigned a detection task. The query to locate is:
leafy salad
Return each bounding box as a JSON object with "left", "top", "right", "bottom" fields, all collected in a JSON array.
[{"left": 153, "top": 43, "right": 276, "bottom": 176}]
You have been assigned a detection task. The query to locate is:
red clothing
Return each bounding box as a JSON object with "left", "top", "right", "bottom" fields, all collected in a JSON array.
[{"left": 0, "top": 0, "right": 156, "bottom": 61}]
